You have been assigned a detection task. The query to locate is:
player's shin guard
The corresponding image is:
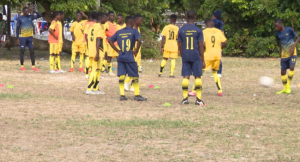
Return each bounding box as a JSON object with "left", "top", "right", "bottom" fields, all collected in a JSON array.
[
  {"left": 85, "top": 56, "right": 90, "bottom": 75},
  {"left": 182, "top": 78, "right": 189, "bottom": 98},
  {"left": 87, "top": 70, "right": 97, "bottom": 91},
  {"left": 119, "top": 75, "right": 126, "bottom": 96},
  {"left": 125, "top": 77, "right": 131, "bottom": 83},
  {"left": 93, "top": 69, "right": 100, "bottom": 91},
  {"left": 71, "top": 52, "right": 76, "bottom": 68},
  {"left": 281, "top": 75, "right": 288, "bottom": 90},
  {"left": 132, "top": 77, "right": 140, "bottom": 96},
  {"left": 49, "top": 55, "right": 54, "bottom": 70},
  {"left": 287, "top": 70, "right": 294, "bottom": 86},
  {"left": 170, "top": 59, "right": 176, "bottom": 76},
  {"left": 89, "top": 57, "right": 93, "bottom": 72},
  {"left": 55, "top": 56, "right": 59, "bottom": 70},
  {"left": 160, "top": 59, "right": 167, "bottom": 75},
  {"left": 195, "top": 78, "right": 202, "bottom": 99},
  {"left": 108, "top": 62, "right": 112, "bottom": 73},
  {"left": 212, "top": 70, "right": 222, "bottom": 93},
  {"left": 102, "top": 59, "right": 107, "bottom": 71},
  {"left": 79, "top": 53, "right": 84, "bottom": 68}
]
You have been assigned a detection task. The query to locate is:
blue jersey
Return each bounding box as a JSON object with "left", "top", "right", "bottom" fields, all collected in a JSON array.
[
  {"left": 16, "top": 12, "right": 42, "bottom": 38},
  {"left": 275, "top": 27, "right": 298, "bottom": 58},
  {"left": 110, "top": 27, "right": 141, "bottom": 62},
  {"left": 178, "top": 24, "right": 204, "bottom": 62},
  {"left": 213, "top": 19, "right": 224, "bottom": 31}
]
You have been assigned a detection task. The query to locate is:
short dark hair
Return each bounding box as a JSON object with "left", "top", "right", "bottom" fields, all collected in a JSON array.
[
  {"left": 76, "top": 11, "right": 83, "bottom": 16},
  {"left": 23, "top": 7, "right": 29, "bottom": 11},
  {"left": 125, "top": 16, "right": 134, "bottom": 24},
  {"left": 275, "top": 19, "right": 283, "bottom": 24},
  {"left": 59, "top": 11, "right": 65, "bottom": 15},
  {"left": 187, "top": 10, "right": 196, "bottom": 19},
  {"left": 117, "top": 14, "right": 123, "bottom": 17},
  {"left": 91, "top": 11, "right": 98, "bottom": 20},
  {"left": 205, "top": 18, "right": 212, "bottom": 24},
  {"left": 108, "top": 11, "right": 114, "bottom": 15},
  {"left": 134, "top": 14, "right": 143, "bottom": 19},
  {"left": 52, "top": 11, "right": 60, "bottom": 18},
  {"left": 98, "top": 12, "right": 106, "bottom": 19},
  {"left": 170, "top": 14, "right": 177, "bottom": 21}
]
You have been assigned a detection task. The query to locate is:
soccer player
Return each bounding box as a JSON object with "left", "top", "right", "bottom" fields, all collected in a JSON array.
[
  {"left": 117, "top": 14, "right": 126, "bottom": 30},
  {"left": 274, "top": 19, "right": 300, "bottom": 94},
  {"left": 109, "top": 16, "right": 147, "bottom": 101},
  {"left": 48, "top": 11, "right": 61, "bottom": 73},
  {"left": 212, "top": 10, "right": 224, "bottom": 77},
  {"left": 124, "top": 14, "right": 143, "bottom": 91},
  {"left": 158, "top": 14, "right": 179, "bottom": 78},
  {"left": 85, "top": 12, "right": 105, "bottom": 95},
  {"left": 101, "top": 14, "right": 109, "bottom": 73},
  {"left": 178, "top": 10, "right": 206, "bottom": 106},
  {"left": 69, "top": 12, "right": 88, "bottom": 72},
  {"left": 203, "top": 18, "right": 227, "bottom": 96},
  {"left": 105, "top": 11, "right": 118, "bottom": 76},
  {"left": 53, "top": 11, "right": 65, "bottom": 72},
  {"left": 16, "top": 7, "right": 42, "bottom": 71}
]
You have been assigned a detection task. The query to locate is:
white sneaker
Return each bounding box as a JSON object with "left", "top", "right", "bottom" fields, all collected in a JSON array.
[
  {"left": 139, "top": 66, "right": 143, "bottom": 72},
  {"left": 108, "top": 72, "right": 115, "bottom": 76},
  {"left": 130, "top": 86, "right": 135, "bottom": 92},
  {"left": 49, "top": 70, "right": 57, "bottom": 74},
  {"left": 86, "top": 90, "right": 96, "bottom": 95},
  {"left": 93, "top": 90, "right": 105, "bottom": 95},
  {"left": 124, "top": 82, "right": 130, "bottom": 91},
  {"left": 218, "top": 74, "right": 222, "bottom": 78},
  {"left": 99, "top": 76, "right": 105, "bottom": 79},
  {"left": 86, "top": 75, "right": 89, "bottom": 79},
  {"left": 59, "top": 70, "right": 66, "bottom": 73}
]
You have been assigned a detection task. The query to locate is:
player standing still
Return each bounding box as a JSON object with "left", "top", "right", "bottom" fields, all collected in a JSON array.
[
  {"left": 178, "top": 10, "right": 206, "bottom": 106},
  {"left": 158, "top": 14, "right": 179, "bottom": 78},
  {"left": 109, "top": 16, "right": 147, "bottom": 101},
  {"left": 274, "top": 19, "right": 300, "bottom": 94}
]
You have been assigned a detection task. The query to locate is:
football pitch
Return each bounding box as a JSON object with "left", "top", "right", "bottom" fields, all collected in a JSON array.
[{"left": 0, "top": 49, "right": 300, "bottom": 161}]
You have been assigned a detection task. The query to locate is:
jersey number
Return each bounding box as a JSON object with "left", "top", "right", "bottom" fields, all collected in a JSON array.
[
  {"left": 90, "top": 29, "right": 94, "bottom": 42},
  {"left": 211, "top": 36, "right": 215, "bottom": 47},
  {"left": 186, "top": 37, "right": 194, "bottom": 50},
  {"left": 121, "top": 39, "right": 131, "bottom": 52},
  {"left": 169, "top": 30, "right": 175, "bottom": 40}
]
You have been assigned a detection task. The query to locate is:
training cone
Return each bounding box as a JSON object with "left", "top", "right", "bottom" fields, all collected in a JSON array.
[
  {"left": 0, "top": 84, "right": 4, "bottom": 87},
  {"left": 148, "top": 85, "right": 155, "bottom": 88},
  {"left": 154, "top": 86, "right": 160, "bottom": 89},
  {"left": 164, "top": 102, "right": 171, "bottom": 107},
  {"left": 112, "top": 68, "right": 115, "bottom": 71},
  {"left": 141, "top": 84, "right": 146, "bottom": 87},
  {"left": 298, "top": 83, "right": 300, "bottom": 87},
  {"left": 7, "top": 85, "right": 14, "bottom": 89}
]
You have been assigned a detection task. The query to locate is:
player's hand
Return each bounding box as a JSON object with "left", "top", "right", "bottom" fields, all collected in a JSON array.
[
  {"left": 80, "top": 11, "right": 85, "bottom": 15},
  {"left": 116, "top": 49, "right": 121, "bottom": 53},
  {"left": 289, "top": 47, "right": 295, "bottom": 56},
  {"left": 72, "top": 36, "right": 75, "bottom": 41},
  {"left": 94, "top": 55, "right": 99, "bottom": 61},
  {"left": 17, "top": 39, "right": 20, "bottom": 46},
  {"left": 202, "top": 62, "right": 206, "bottom": 69},
  {"left": 161, "top": 48, "right": 164, "bottom": 54},
  {"left": 178, "top": 51, "right": 181, "bottom": 56}
]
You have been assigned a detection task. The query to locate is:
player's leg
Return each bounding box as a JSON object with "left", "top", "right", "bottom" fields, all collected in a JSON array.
[
  {"left": 193, "top": 60, "right": 206, "bottom": 106},
  {"left": 69, "top": 43, "right": 78, "bottom": 72},
  {"left": 127, "top": 62, "right": 147, "bottom": 101},
  {"left": 79, "top": 52, "right": 84, "bottom": 72},
  {"left": 277, "top": 58, "right": 288, "bottom": 94},
  {"left": 102, "top": 52, "right": 108, "bottom": 72},
  {"left": 181, "top": 62, "right": 191, "bottom": 104},
  {"left": 170, "top": 52, "right": 178, "bottom": 78},
  {"left": 26, "top": 37, "right": 39, "bottom": 71},
  {"left": 136, "top": 48, "right": 142, "bottom": 72},
  {"left": 159, "top": 51, "right": 169, "bottom": 77},
  {"left": 217, "top": 60, "right": 222, "bottom": 77},
  {"left": 118, "top": 62, "right": 128, "bottom": 100},
  {"left": 212, "top": 60, "right": 222, "bottom": 96},
  {"left": 86, "top": 57, "right": 98, "bottom": 94},
  {"left": 286, "top": 56, "right": 296, "bottom": 93},
  {"left": 19, "top": 38, "right": 26, "bottom": 71},
  {"left": 92, "top": 58, "right": 105, "bottom": 94}
]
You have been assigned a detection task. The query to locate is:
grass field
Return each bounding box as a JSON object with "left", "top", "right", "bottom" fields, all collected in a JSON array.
[{"left": 0, "top": 48, "right": 300, "bottom": 161}]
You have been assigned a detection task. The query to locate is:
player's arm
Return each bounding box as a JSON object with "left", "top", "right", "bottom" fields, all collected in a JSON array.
[
  {"left": 95, "top": 37, "right": 101, "bottom": 61},
  {"left": 33, "top": 11, "right": 42, "bottom": 19},
  {"left": 85, "top": 34, "right": 88, "bottom": 48},
  {"left": 134, "top": 38, "right": 142, "bottom": 57},
  {"left": 198, "top": 41, "right": 205, "bottom": 67},
  {"left": 161, "top": 36, "right": 166, "bottom": 53},
  {"left": 108, "top": 39, "right": 120, "bottom": 53},
  {"left": 290, "top": 36, "right": 300, "bottom": 56},
  {"left": 48, "top": 28, "right": 58, "bottom": 40},
  {"left": 71, "top": 32, "right": 75, "bottom": 41},
  {"left": 80, "top": 11, "right": 88, "bottom": 19},
  {"left": 221, "top": 41, "right": 227, "bottom": 49}
]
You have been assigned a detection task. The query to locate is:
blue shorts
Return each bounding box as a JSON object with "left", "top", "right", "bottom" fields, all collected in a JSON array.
[
  {"left": 182, "top": 61, "right": 203, "bottom": 77},
  {"left": 281, "top": 55, "right": 297, "bottom": 70},
  {"left": 118, "top": 61, "right": 139, "bottom": 77},
  {"left": 19, "top": 37, "right": 33, "bottom": 49}
]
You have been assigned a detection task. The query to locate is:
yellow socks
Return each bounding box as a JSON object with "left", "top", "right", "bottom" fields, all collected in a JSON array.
[
  {"left": 79, "top": 53, "right": 84, "bottom": 68},
  {"left": 132, "top": 77, "right": 140, "bottom": 96},
  {"left": 89, "top": 57, "right": 93, "bottom": 72},
  {"left": 195, "top": 78, "right": 202, "bottom": 99},
  {"left": 125, "top": 77, "right": 131, "bottom": 83},
  {"left": 119, "top": 75, "right": 126, "bottom": 96},
  {"left": 159, "top": 59, "right": 167, "bottom": 75},
  {"left": 182, "top": 78, "right": 189, "bottom": 98},
  {"left": 102, "top": 59, "right": 107, "bottom": 71},
  {"left": 170, "top": 59, "right": 175, "bottom": 76},
  {"left": 108, "top": 62, "right": 112, "bottom": 73},
  {"left": 57, "top": 55, "right": 61, "bottom": 70},
  {"left": 212, "top": 70, "right": 222, "bottom": 93},
  {"left": 71, "top": 52, "right": 76, "bottom": 68},
  {"left": 49, "top": 55, "right": 54, "bottom": 70},
  {"left": 93, "top": 69, "right": 100, "bottom": 91},
  {"left": 287, "top": 70, "right": 294, "bottom": 86},
  {"left": 281, "top": 75, "right": 287, "bottom": 90},
  {"left": 85, "top": 56, "right": 90, "bottom": 75}
]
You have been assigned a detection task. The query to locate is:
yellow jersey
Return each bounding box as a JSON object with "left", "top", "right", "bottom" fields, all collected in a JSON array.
[
  {"left": 161, "top": 24, "right": 179, "bottom": 52},
  {"left": 203, "top": 28, "right": 227, "bottom": 60},
  {"left": 117, "top": 23, "right": 126, "bottom": 31},
  {"left": 57, "top": 21, "right": 63, "bottom": 44},
  {"left": 87, "top": 23, "right": 104, "bottom": 57},
  {"left": 70, "top": 20, "right": 87, "bottom": 45}
]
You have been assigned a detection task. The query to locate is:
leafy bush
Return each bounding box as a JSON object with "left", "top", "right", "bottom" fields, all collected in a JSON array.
[{"left": 140, "top": 26, "right": 161, "bottom": 59}]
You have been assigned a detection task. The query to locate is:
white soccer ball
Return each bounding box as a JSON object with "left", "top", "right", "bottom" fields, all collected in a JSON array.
[{"left": 259, "top": 76, "right": 274, "bottom": 87}]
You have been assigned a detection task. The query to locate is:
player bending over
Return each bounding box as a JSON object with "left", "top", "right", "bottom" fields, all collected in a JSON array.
[
  {"left": 203, "top": 18, "right": 227, "bottom": 96},
  {"left": 109, "top": 16, "right": 147, "bottom": 101},
  {"left": 274, "top": 19, "right": 300, "bottom": 94},
  {"left": 178, "top": 10, "right": 206, "bottom": 106},
  {"left": 159, "top": 14, "right": 179, "bottom": 78}
]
